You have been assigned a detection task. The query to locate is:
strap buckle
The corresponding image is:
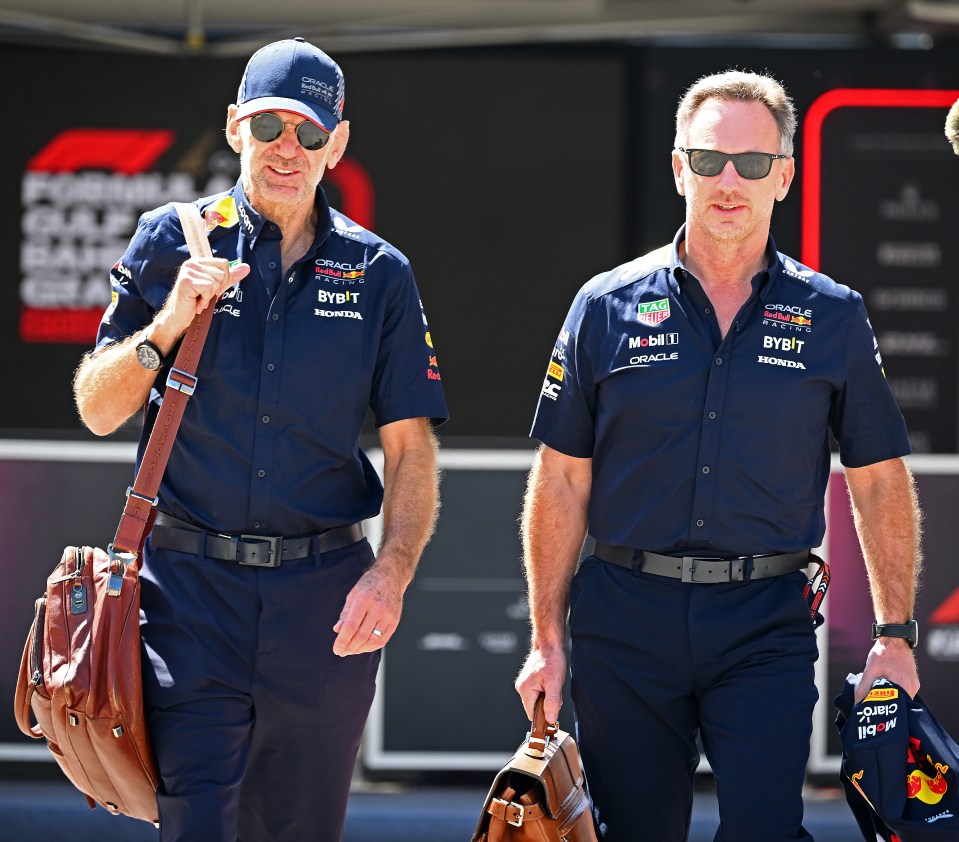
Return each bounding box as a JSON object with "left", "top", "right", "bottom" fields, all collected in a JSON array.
[
  {"left": 506, "top": 801, "right": 524, "bottom": 827},
  {"left": 166, "top": 367, "right": 198, "bottom": 396},
  {"left": 106, "top": 544, "right": 137, "bottom": 596},
  {"left": 235, "top": 534, "right": 283, "bottom": 567}
]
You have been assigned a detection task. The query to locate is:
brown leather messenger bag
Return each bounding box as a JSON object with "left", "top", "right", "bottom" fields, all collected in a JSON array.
[{"left": 13, "top": 202, "right": 217, "bottom": 825}]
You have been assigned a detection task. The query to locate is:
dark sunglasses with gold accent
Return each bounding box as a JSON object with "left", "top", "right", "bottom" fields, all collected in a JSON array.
[
  {"left": 675, "top": 147, "right": 788, "bottom": 180},
  {"left": 248, "top": 112, "right": 330, "bottom": 151}
]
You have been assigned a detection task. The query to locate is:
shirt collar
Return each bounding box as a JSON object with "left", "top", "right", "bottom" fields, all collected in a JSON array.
[
  {"left": 232, "top": 179, "right": 333, "bottom": 251},
  {"left": 668, "top": 223, "right": 781, "bottom": 299}
]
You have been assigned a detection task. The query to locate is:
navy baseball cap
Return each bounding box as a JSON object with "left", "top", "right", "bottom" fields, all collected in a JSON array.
[
  {"left": 235, "top": 37, "right": 345, "bottom": 132},
  {"left": 835, "top": 675, "right": 959, "bottom": 841}
]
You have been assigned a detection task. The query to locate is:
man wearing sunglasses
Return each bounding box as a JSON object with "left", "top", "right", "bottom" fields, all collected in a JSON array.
[
  {"left": 73, "top": 38, "right": 447, "bottom": 841},
  {"left": 516, "top": 70, "right": 921, "bottom": 841}
]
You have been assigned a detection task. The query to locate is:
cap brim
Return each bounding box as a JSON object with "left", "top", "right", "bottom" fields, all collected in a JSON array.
[{"left": 235, "top": 97, "right": 336, "bottom": 133}]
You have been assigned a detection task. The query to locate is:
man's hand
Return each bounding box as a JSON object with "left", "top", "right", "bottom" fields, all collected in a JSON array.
[
  {"left": 515, "top": 644, "right": 567, "bottom": 724},
  {"left": 855, "top": 637, "right": 920, "bottom": 702},
  {"left": 332, "top": 560, "right": 406, "bottom": 656},
  {"left": 154, "top": 257, "right": 250, "bottom": 346}
]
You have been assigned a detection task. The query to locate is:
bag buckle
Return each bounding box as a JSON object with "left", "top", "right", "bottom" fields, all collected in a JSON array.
[
  {"left": 236, "top": 534, "right": 283, "bottom": 567},
  {"left": 506, "top": 802, "right": 524, "bottom": 827},
  {"left": 106, "top": 545, "right": 137, "bottom": 596}
]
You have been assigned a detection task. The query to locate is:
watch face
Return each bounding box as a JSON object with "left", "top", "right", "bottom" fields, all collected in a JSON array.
[{"left": 136, "top": 342, "right": 162, "bottom": 371}]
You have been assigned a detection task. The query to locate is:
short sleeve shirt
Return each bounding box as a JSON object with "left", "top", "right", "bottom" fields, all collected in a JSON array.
[
  {"left": 530, "top": 227, "right": 910, "bottom": 555},
  {"left": 98, "top": 180, "right": 448, "bottom": 535}
]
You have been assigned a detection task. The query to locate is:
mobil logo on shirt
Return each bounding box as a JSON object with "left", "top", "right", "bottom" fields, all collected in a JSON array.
[{"left": 628, "top": 333, "right": 678, "bottom": 349}]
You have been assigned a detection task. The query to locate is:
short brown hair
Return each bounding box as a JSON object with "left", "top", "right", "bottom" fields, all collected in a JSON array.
[{"left": 675, "top": 70, "right": 797, "bottom": 156}]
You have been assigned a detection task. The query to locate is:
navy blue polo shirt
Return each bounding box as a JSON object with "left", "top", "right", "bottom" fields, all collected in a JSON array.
[
  {"left": 97, "top": 180, "right": 448, "bottom": 536},
  {"left": 530, "top": 227, "right": 910, "bottom": 555}
]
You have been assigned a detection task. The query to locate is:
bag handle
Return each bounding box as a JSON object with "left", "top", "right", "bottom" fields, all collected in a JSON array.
[
  {"left": 526, "top": 694, "right": 559, "bottom": 758},
  {"left": 110, "top": 203, "right": 217, "bottom": 564}
]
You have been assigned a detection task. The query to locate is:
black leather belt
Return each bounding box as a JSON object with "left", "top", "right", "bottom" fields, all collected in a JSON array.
[
  {"left": 593, "top": 541, "right": 809, "bottom": 583},
  {"left": 151, "top": 511, "right": 364, "bottom": 568}
]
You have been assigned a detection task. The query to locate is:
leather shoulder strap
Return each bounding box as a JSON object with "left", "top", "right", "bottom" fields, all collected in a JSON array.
[{"left": 111, "top": 203, "right": 218, "bottom": 560}]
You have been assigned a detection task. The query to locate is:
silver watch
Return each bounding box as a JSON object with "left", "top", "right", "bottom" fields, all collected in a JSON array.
[{"left": 135, "top": 338, "right": 165, "bottom": 371}]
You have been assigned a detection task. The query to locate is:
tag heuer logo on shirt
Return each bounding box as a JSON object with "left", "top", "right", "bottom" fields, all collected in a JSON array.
[{"left": 637, "top": 298, "right": 670, "bottom": 326}]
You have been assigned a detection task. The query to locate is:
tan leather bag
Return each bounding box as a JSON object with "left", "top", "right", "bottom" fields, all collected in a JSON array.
[
  {"left": 12, "top": 202, "right": 216, "bottom": 826},
  {"left": 472, "top": 696, "right": 598, "bottom": 842},
  {"left": 15, "top": 545, "right": 161, "bottom": 823}
]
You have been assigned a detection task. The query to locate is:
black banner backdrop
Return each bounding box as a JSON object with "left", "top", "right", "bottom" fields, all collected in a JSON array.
[
  {"left": 806, "top": 88, "right": 959, "bottom": 453},
  {"left": 1, "top": 44, "right": 628, "bottom": 438}
]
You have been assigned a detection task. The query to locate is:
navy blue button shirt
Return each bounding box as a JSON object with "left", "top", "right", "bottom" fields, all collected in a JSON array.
[
  {"left": 98, "top": 180, "right": 448, "bottom": 535},
  {"left": 530, "top": 227, "right": 910, "bottom": 555}
]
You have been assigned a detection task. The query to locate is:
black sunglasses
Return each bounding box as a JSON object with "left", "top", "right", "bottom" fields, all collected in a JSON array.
[
  {"left": 675, "top": 147, "right": 788, "bottom": 180},
  {"left": 248, "top": 112, "right": 330, "bottom": 151}
]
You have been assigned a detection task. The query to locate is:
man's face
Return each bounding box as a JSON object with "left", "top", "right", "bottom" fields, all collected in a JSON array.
[
  {"left": 672, "top": 98, "right": 794, "bottom": 248},
  {"left": 225, "top": 106, "right": 347, "bottom": 216}
]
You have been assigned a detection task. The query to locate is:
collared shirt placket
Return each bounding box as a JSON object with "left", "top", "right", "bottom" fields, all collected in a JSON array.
[{"left": 248, "top": 237, "right": 289, "bottom": 532}]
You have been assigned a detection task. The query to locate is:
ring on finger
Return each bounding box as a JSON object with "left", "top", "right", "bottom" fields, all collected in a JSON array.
[{"left": 372, "top": 628, "right": 383, "bottom": 637}]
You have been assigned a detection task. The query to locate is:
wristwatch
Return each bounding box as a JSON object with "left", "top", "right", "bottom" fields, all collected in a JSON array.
[
  {"left": 135, "top": 337, "right": 166, "bottom": 371},
  {"left": 871, "top": 620, "right": 919, "bottom": 649}
]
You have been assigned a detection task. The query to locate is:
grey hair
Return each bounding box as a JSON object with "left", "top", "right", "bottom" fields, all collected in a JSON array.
[
  {"left": 946, "top": 97, "right": 959, "bottom": 155},
  {"left": 675, "top": 70, "right": 797, "bottom": 156}
]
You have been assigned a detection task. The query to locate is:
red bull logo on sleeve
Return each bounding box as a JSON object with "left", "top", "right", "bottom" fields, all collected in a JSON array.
[
  {"left": 907, "top": 737, "right": 952, "bottom": 805},
  {"left": 204, "top": 197, "right": 239, "bottom": 230}
]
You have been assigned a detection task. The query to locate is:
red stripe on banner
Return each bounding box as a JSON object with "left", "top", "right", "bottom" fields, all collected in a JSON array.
[
  {"left": 27, "top": 128, "right": 176, "bottom": 174},
  {"left": 19, "top": 307, "right": 104, "bottom": 344},
  {"left": 802, "top": 88, "right": 959, "bottom": 272},
  {"left": 930, "top": 586, "right": 959, "bottom": 625},
  {"left": 326, "top": 157, "right": 375, "bottom": 230}
]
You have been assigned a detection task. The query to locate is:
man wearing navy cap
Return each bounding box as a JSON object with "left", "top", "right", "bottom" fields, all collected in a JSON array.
[
  {"left": 74, "top": 38, "right": 447, "bottom": 840},
  {"left": 515, "top": 70, "right": 922, "bottom": 841}
]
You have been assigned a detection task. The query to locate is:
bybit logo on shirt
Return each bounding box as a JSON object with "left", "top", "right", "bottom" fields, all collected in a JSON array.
[
  {"left": 762, "top": 336, "right": 804, "bottom": 353},
  {"left": 317, "top": 290, "right": 360, "bottom": 305}
]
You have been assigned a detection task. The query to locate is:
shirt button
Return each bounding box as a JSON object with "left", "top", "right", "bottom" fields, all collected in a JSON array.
[
  {"left": 702, "top": 466, "right": 710, "bottom": 474},
  {"left": 267, "top": 363, "right": 275, "bottom": 372},
  {"left": 696, "top": 519, "right": 705, "bottom": 527},
  {"left": 253, "top": 521, "right": 261, "bottom": 529},
  {"left": 268, "top": 261, "right": 276, "bottom": 269},
  {"left": 257, "top": 469, "right": 266, "bottom": 478},
  {"left": 708, "top": 411, "right": 717, "bottom": 420},
  {"left": 705, "top": 307, "right": 712, "bottom": 315},
  {"left": 272, "top": 313, "right": 279, "bottom": 321},
  {"left": 715, "top": 357, "right": 723, "bottom": 365},
  {"left": 262, "top": 415, "right": 270, "bottom": 424}
]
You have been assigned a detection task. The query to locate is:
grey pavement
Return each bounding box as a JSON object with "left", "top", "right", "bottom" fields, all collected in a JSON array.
[{"left": 0, "top": 779, "right": 863, "bottom": 841}]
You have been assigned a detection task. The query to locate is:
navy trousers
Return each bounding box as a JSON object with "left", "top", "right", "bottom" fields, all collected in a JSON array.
[
  {"left": 568, "top": 557, "right": 819, "bottom": 842},
  {"left": 139, "top": 534, "right": 379, "bottom": 842}
]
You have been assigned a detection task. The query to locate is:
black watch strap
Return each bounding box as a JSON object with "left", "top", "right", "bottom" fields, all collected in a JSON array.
[{"left": 871, "top": 620, "right": 919, "bottom": 649}]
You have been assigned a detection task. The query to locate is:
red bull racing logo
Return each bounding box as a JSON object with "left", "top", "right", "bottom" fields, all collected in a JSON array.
[
  {"left": 204, "top": 197, "right": 239, "bottom": 230},
  {"left": 907, "top": 737, "right": 952, "bottom": 805},
  {"left": 763, "top": 303, "right": 813, "bottom": 332}
]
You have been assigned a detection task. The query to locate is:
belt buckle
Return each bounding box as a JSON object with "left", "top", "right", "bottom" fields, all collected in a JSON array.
[{"left": 236, "top": 534, "right": 283, "bottom": 567}]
